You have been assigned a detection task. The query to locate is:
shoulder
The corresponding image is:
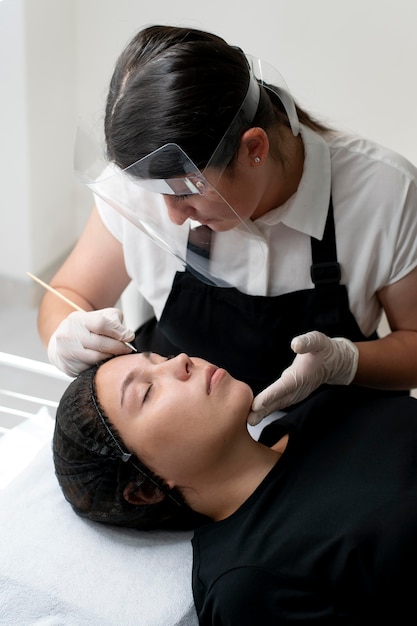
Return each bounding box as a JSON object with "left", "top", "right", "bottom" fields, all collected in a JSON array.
[{"left": 326, "top": 131, "right": 417, "bottom": 184}]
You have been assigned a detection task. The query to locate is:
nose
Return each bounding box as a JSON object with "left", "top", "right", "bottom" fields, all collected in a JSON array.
[
  {"left": 164, "top": 196, "right": 194, "bottom": 225},
  {"left": 159, "top": 353, "right": 192, "bottom": 381}
]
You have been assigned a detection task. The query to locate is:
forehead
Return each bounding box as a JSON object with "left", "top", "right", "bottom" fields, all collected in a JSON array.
[
  {"left": 96, "top": 353, "right": 148, "bottom": 389},
  {"left": 104, "top": 352, "right": 153, "bottom": 370}
]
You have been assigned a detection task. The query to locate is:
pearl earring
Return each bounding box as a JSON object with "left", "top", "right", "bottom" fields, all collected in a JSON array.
[{"left": 254, "top": 156, "right": 261, "bottom": 163}]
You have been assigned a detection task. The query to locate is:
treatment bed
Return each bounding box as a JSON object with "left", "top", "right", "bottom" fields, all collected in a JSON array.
[{"left": 0, "top": 351, "right": 198, "bottom": 626}]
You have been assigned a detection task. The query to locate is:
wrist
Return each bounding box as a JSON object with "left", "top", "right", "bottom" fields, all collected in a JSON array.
[{"left": 330, "top": 337, "right": 359, "bottom": 385}]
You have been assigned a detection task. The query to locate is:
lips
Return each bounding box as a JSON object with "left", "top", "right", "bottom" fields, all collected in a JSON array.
[
  {"left": 207, "top": 366, "right": 225, "bottom": 394},
  {"left": 207, "top": 366, "right": 218, "bottom": 394}
]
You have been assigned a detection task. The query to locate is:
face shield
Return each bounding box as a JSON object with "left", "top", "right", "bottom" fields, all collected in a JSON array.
[{"left": 75, "top": 55, "right": 299, "bottom": 288}]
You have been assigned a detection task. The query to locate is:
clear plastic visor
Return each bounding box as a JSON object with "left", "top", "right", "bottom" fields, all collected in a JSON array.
[{"left": 75, "top": 56, "right": 299, "bottom": 288}]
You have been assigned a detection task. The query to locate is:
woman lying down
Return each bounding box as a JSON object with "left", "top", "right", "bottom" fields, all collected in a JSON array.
[{"left": 53, "top": 352, "right": 417, "bottom": 625}]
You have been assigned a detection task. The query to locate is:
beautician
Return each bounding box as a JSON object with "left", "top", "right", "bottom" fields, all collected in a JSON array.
[{"left": 37, "top": 25, "right": 417, "bottom": 422}]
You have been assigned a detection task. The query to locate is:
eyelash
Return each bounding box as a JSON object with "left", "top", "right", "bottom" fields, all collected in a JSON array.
[{"left": 144, "top": 384, "right": 153, "bottom": 403}]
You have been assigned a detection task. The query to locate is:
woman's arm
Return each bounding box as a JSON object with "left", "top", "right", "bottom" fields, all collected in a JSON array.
[
  {"left": 37, "top": 206, "right": 131, "bottom": 348},
  {"left": 354, "top": 264, "right": 417, "bottom": 390}
]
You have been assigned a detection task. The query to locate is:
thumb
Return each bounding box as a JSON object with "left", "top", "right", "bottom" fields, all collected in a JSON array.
[{"left": 290, "top": 330, "right": 327, "bottom": 354}]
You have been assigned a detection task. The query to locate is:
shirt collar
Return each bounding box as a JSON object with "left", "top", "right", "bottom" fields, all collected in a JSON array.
[{"left": 256, "top": 125, "right": 332, "bottom": 240}]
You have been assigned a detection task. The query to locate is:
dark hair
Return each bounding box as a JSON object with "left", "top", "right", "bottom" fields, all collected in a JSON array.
[
  {"left": 104, "top": 25, "right": 330, "bottom": 174},
  {"left": 53, "top": 362, "right": 209, "bottom": 530}
]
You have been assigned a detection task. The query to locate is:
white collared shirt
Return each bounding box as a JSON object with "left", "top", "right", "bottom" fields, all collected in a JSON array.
[{"left": 96, "top": 125, "right": 417, "bottom": 336}]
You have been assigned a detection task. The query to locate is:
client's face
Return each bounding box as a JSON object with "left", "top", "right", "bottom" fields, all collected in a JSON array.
[{"left": 95, "top": 352, "right": 253, "bottom": 482}]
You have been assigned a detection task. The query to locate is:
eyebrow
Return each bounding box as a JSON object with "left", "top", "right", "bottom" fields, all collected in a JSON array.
[{"left": 120, "top": 352, "right": 151, "bottom": 407}]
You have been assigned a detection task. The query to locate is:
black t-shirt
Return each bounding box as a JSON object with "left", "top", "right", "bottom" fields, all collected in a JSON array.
[{"left": 192, "top": 388, "right": 417, "bottom": 625}]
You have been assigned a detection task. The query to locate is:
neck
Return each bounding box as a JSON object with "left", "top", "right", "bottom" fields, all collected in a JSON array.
[
  {"left": 188, "top": 437, "right": 287, "bottom": 522},
  {"left": 252, "top": 128, "right": 304, "bottom": 220}
]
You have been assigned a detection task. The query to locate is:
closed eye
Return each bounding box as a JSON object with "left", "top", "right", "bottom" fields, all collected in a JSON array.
[{"left": 143, "top": 384, "right": 153, "bottom": 403}]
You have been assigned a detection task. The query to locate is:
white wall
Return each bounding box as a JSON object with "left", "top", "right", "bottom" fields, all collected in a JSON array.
[
  {"left": 0, "top": 0, "right": 30, "bottom": 296},
  {"left": 73, "top": 0, "right": 417, "bottom": 164},
  {"left": 1, "top": 0, "right": 416, "bottom": 304},
  {"left": 0, "top": 0, "right": 76, "bottom": 304}
]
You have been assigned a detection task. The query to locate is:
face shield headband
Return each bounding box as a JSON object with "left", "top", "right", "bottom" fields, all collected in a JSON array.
[{"left": 75, "top": 55, "right": 299, "bottom": 288}]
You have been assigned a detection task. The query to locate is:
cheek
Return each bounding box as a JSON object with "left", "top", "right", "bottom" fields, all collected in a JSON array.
[
  {"left": 198, "top": 195, "right": 230, "bottom": 218},
  {"left": 229, "top": 189, "right": 256, "bottom": 220},
  {"left": 138, "top": 392, "right": 197, "bottom": 452},
  {"left": 217, "top": 187, "right": 255, "bottom": 223}
]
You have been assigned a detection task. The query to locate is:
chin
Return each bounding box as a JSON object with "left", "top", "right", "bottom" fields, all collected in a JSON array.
[
  {"left": 208, "top": 223, "right": 231, "bottom": 233},
  {"left": 238, "top": 380, "right": 254, "bottom": 407}
]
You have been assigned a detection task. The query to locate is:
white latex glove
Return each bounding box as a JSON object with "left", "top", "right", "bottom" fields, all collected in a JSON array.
[
  {"left": 47, "top": 308, "right": 136, "bottom": 377},
  {"left": 247, "top": 331, "right": 359, "bottom": 426}
]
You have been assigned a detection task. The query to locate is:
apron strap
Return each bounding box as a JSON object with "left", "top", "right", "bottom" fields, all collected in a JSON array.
[{"left": 310, "top": 196, "right": 343, "bottom": 331}]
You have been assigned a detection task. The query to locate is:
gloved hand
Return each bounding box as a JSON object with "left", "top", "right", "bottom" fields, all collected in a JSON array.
[
  {"left": 47, "top": 308, "right": 136, "bottom": 377},
  {"left": 247, "top": 331, "right": 359, "bottom": 426}
]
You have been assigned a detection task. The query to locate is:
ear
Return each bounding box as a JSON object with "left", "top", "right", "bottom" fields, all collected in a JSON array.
[
  {"left": 238, "top": 127, "right": 269, "bottom": 166},
  {"left": 123, "top": 480, "right": 166, "bottom": 506}
]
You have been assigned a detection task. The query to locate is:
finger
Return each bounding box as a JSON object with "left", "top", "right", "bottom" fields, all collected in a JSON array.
[
  {"left": 86, "top": 309, "right": 134, "bottom": 341},
  {"left": 249, "top": 388, "right": 296, "bottom": 422},
  {"left": 247, "top": 410, "right": 266, "bottom": 426},
  {"left": 251, "top": 389, "right": 274, "bottom": 413},
  {"left": 82, "top": 333, "right": 135, "bottom": 356},
  {"left": 101, "top": 309, "right": 136, "bottom": 341},
  {"left": 251, "top": 371, "right": 294, "bottom": 411}
]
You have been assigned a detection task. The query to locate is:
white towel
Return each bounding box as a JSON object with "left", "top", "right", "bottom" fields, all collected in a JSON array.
[{"left": 0, "top": 441, "right": 198, "bottom": 626}]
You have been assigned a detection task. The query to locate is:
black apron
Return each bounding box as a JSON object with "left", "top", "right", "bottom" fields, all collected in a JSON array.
[{"left": 134, "top": 198, "right": 376, "bottom": 395}]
